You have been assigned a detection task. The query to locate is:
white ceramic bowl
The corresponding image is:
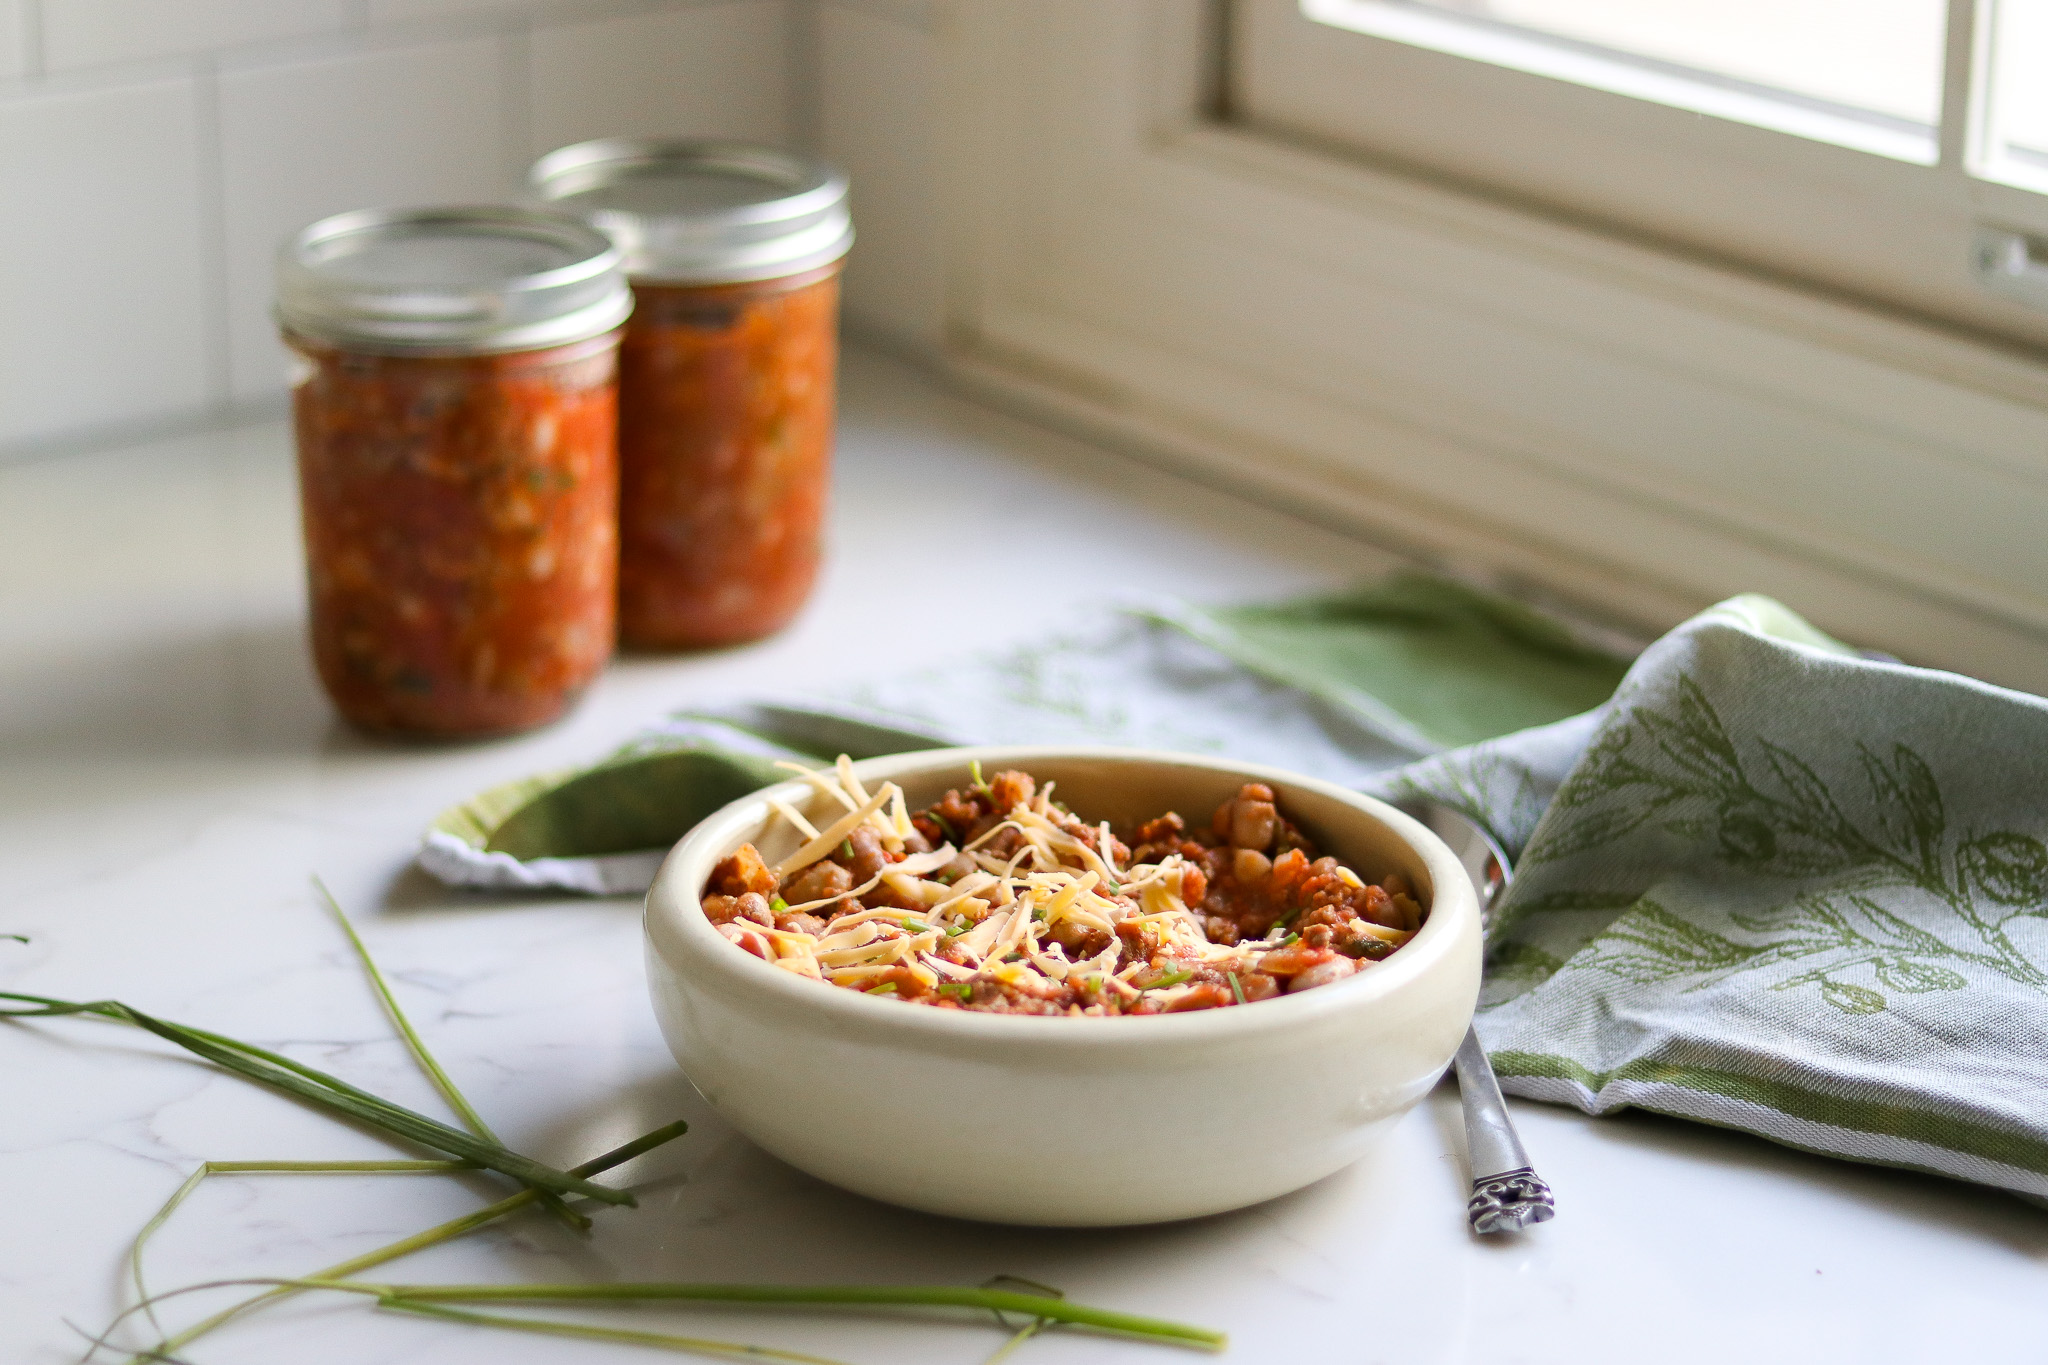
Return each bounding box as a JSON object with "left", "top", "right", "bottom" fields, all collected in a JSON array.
[{"left": 644, "top": 747, "right": 1480, "bottom": 1226}]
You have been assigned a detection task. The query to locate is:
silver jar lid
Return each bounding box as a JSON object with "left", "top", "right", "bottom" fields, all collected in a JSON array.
[
  {"left": 528, "top": 139, "right": 853, "bottom": 285},
  {"left": 276, "top": 206, "right": 633, "bottom": 355}
]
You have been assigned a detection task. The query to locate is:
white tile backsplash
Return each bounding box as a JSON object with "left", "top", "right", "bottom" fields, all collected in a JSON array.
[
  {"left": 0, "top": 77, "right": 210, "bottom": 446},
  {"left": 528, "top": 0, "right": 791, "bottom": 155},
  {"left": 0, "top": 0, "right": 947, "bottom": 456},
  {"left": 820, "top": 3, "right": 943, "bottom": 349},
  {"left": 39, "top": 0, "right": 349, "bottom": 73},
  {"left": 217, "top": 34, "right": 517, "bottom": 402}
]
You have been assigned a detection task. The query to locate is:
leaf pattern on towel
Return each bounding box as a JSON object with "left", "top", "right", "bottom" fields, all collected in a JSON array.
[{"left": 1519, "top": 675, "right": 2048, "bottom": 1013}]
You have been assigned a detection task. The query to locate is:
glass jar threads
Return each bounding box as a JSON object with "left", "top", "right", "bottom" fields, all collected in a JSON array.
[
  {"left": 277, "top": 207, "right": 632, "bottom": 738},
  {"left": 530, "top": 140, "right": 853, "bottom": 649}
]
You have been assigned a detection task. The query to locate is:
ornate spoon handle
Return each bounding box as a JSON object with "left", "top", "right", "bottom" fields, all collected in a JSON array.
[
  {"left": 1454, "top": 1024, "right": 1555, "bottom": 1233},
  {"left": 1395, "top": 798, "right": 1556, "bottom": 1235}
]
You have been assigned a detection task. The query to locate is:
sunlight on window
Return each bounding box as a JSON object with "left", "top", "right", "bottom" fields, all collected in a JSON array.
[
  {"left": 1987, "top": 0, "right": 2048, "bottom": 172},
  {"left": 1410, "top": 0, "right": 1946, "bottom": 126}
]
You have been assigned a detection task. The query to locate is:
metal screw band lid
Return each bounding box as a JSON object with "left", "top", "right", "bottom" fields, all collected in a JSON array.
[
  {"left": 275, "top": 205, "right": 634, "bottom": 355},
  {"left": 528, "top": 139, "right": 854, "bottom": 285}
]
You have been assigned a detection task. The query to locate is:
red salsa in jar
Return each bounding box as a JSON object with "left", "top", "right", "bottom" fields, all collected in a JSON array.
[
  {"left": 276, "top": 207, "right": 633, "bottom": 737},
  {"left": 531, "top": 141, "right": 853, "bottom": 650}
]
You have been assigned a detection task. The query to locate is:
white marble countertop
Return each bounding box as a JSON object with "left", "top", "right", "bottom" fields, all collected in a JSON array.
[{"left": 4, "top": 349, "right": 2044, "bottom": 1365}]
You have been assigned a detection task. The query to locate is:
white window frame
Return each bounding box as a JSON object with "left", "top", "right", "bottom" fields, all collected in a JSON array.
[
  {"left": 930, "top": 0, "right": 2048, "bottom": 692},
  {"left": 1296, "top": 0, "right": 1946, "bottom": 166},
  {"left": 1233, "top": 0, "right": 2048, "bottom": 354}
]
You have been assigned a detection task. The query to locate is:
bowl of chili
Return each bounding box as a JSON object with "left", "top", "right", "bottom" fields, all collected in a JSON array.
[{"left": 644, "top": 747, "right": 1482, "bottom": 1226}]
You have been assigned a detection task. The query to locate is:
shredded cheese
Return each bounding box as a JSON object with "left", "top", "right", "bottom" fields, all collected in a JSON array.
[
  {"left": 767, "top": 796, "right": 821, "bottom": 841},
  {"left": 718, "top": 756, "right": 1419, "bottom": 1014},
  {"left": 772, "top": 785, "right": 895, "bottom": 880}
]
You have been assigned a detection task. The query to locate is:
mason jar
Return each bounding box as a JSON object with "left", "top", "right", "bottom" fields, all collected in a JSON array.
[
  {"left": 276, "top": 206, "right": 633, "bottom": 737},
  {"left": 529, "top": 140, "right": 853, "bottom": 650}
]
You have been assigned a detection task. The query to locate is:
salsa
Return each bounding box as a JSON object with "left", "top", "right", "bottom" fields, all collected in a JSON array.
[
  {"left": 615, "top": 266, "right": 840, "bottom": 648},
  {"left": 290, "top": 333, "right": 621, "bottom": 737},
  {"left": 702, "top": 762, "right": 1425, "bottom": 1014}
]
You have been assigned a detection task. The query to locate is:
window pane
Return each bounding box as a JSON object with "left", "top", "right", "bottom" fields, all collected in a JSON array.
[
  {"left": 1986, "top": 0, "right": 2048, "bottom": 184},
  {"left": 1410, "top": 0, "right": 1947, "bottom": 125}
]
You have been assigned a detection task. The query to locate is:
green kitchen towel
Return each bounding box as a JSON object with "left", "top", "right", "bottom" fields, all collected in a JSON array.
[{"left": 1384, "top": 594, "right": 2048, "bottom": 1199}]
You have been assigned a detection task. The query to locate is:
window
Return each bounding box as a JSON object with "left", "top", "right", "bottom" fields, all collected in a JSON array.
[
  {"left": 1984, "top": 0, "right": 2048, "bottom": 193},
  {"left": 938, "top": 3, "right": 2048, "bottom": 691},
  {"left": 1233, "top": 0, "right": 2048, "bottom": 350}
]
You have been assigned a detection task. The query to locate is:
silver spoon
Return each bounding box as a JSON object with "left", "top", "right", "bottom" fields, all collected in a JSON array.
[{"left": 1394, "top": 799, "right": 1557, "bottom": 1235}]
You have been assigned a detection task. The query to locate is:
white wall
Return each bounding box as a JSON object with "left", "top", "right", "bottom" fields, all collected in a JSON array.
[
  {"left": 0, "top": 0, "right": 798, "bottom": 461},
  {"left": 815, "top": 0, "right": 945, "bottom": 355}
]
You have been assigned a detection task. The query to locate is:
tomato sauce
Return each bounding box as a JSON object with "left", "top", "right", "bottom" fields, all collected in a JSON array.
[
  {"left": 290, "top": 333, "right": 621, "bottom": 737},
  {"left": 616, "top": 265, "right": 842, "bottom": 648}
]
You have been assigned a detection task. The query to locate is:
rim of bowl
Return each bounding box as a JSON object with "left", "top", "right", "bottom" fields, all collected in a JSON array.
[{"left": 645, "top": 745, "right": 1480, "bottom": 1047}]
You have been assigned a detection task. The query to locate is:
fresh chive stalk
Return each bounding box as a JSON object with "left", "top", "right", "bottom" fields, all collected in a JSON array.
[
  {"left": 314, "top": 878, "right": 589, "bottom": 1234},
  {"left": 105, "top": 1269, "right": 1224, "bottom": 1360},
  {"left": 317, "top": 879, "right": 491, "bottom": 1138},
  {"left": 372, "top": 1282, "right": 1225, "bottom": 1350},
  {"left": 770, "top": 896, "right": 790, "bottom": 914},
  {"left": 132, "top": 1119, "right": 690, "bottom": 1362},
  {"left": 379, "top": 1297, "right": 857, "bottom": 1364},
  {"left": 1227, "top": 972, "right": 1246, "bottom": 1005},
  {"left": 1140, "top": 970, "right": 1193, "bottom": 991},
  {"left": 128, "top": 1160, "right": 466, "bottom": 1338},
  {"left": 983, "top": 1318, "right": 1049, "bottom": 1365},
  {"left": 0, "top": 991, "right": 625, "bottom": 1208}
]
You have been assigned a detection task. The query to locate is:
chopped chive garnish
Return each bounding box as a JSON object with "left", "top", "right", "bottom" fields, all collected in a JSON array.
[
  {"left": 900, "top": 919, "right": 933, "bottom": 933},
  {"left": 769, "top": 896, "right": 789, "bottom": 913},
  {"left": 969, "top": 759, "right": 988, "bottom": 793},
  {"left": 1140, "top": 969, "right": 1193, "bottom": 991},
  {"left": 839, "top": 838, "right": 855, "bottom": 859},
  {"left": 1271, "top": 905, "right": 1302, "bottom": 932},
  {"left": 1277, "top": 932, "right": 1300, "bottom": 948},
  {"left": 939, "top": 983, "right": 973, "bottom": 1001},
  {"left": 1227, "top": 972, "right": 1246, "bottom": 1005},
  {"left": 865, "top": 982, "right": 898, "bottom": 996},
  {"left": 2, "top": 933, "right": 25, "bottom": 944},
  {"left": 946, "top": 923, "right": 969, "bottom": 937},
  {"left": 925, "top": 809, "right": 958, "bottom": 842}
]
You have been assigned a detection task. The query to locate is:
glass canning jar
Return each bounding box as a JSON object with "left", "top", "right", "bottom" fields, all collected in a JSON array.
[
  {"left": 276, "top": 206, "right": 633, "bottom": 738},
  {"left": 530, "top": 140, "right": 853, "bottom": 650}
]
